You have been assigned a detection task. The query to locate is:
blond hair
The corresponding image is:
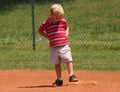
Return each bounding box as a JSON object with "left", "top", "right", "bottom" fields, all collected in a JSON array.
[{"left": 50, "top": 4, "right": 64, "bottom": 16}]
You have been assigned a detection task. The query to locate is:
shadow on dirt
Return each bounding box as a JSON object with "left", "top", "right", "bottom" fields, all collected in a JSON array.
[{"left": 18, "top": 85, "right": 55, "bottom": 88}]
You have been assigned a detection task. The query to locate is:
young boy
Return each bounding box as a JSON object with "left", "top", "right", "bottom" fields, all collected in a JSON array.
[{"left": 38, "top": 4, "right": 78, "bottom": 86}]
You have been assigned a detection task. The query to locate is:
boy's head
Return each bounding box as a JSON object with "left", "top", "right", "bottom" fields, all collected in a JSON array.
[{"left": 50, "top": 4, "right": 64, "bottom": 23}]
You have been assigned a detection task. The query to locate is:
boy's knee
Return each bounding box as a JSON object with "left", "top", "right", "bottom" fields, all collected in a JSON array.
[{"left": 55, "top": 63, "right": 61, "bottom": 67}]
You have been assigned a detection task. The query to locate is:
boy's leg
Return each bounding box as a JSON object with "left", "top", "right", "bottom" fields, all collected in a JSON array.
[
  {"left": 55, "top": 63, "right": 62, "bottom": 79},
  {"left": 52, "top": 63, "right": 63, "bottom": 86},
  {"left": 66, "top": 61, "right": 73, "bottom": 76},
  {"left": 66, "top": 61, "right": 78, "bottom": 82}
]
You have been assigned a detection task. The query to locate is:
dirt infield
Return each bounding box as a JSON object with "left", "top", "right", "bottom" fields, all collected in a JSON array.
[{"left": 0, "top": 70, "right": 120, "bottom": 92}]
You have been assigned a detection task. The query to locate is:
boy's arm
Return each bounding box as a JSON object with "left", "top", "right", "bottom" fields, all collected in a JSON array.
[
  {"left": 39, "top": 31, "right": 48, "bottom": 38},
  {"left": 66, "top": 26, "right": 69, "bottom": 37},
  {"left": 38, "top": 22, "right": 48, "bottom": 39}
]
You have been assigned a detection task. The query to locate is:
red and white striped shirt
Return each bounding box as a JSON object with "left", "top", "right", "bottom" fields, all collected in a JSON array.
[{"left": 38, "top": 17, "right": 69, "bottom": 47}]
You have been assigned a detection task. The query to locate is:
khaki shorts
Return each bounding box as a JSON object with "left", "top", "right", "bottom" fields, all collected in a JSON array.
[{"left": 50, "top": 45, "right": 73, "bottom": 65}]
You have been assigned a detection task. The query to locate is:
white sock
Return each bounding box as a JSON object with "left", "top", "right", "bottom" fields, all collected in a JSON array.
[
  {"left": 69, "top": 74, "right": 73, "bottom": 77},
  {"left": 58, "top": 78, "right": 62, "bottom": 80}
]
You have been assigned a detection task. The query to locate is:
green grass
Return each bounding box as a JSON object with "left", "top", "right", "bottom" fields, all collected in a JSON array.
[{"left": 0, "top": 0, "right": 120, "bottom": 71}]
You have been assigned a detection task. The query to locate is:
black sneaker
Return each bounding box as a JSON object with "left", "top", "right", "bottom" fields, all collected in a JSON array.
[
  {"left": 69, "top": 75, "right": 78, "bottom": 82},
  {"left": 52, "top": 79, "right": 63, "bottom": 86}
]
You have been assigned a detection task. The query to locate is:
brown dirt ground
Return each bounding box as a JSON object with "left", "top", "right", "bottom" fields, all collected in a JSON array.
[{"left": 0, "top": 70, "right": 120, "bottom": 92}]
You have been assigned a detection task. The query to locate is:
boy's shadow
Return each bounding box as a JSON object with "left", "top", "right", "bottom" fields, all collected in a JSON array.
[{"left": 18, "top": 85, "right": 55, "bottom": 88}]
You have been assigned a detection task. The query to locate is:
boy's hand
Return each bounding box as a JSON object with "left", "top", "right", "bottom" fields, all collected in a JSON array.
[
  {"left": 66, "top": 26, "right": 69, "bottom": 37},
  {"left": 39, "top": 31, "right": 48, "bottom": 39}
]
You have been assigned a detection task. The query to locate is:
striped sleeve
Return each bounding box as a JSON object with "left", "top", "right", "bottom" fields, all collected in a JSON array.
[{"left": 38, "top": 20, "right": 47, "bottom": 33}]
